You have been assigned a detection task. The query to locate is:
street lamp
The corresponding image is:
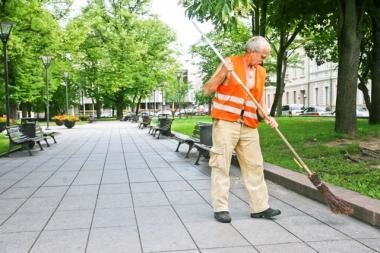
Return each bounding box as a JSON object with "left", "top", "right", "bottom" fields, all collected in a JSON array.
[
  {"left": 41, "top": 55, "right": 53, "bottom": 130},
  {"left": 153, "top": 89, "right": 156, "bottom": 115},
  {"left": 63, "top": 72, "right": 69, "bottom": 114},
  {"left": 0, "top": 22, "right": 14, "bottom": 127},
  {"left": 160, "top": 82, "right": 165, "bottom": 114},
  {"left": 176, "top": 71, "right": 182, "bottom": 118}
]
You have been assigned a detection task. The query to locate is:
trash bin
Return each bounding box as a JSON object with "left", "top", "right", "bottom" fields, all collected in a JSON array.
[
  {"left": 20, "top": 118, "right": 37, "bottom": 138},
  {"left": 199, "top": 124, "right": 212, "bottom": 146}
]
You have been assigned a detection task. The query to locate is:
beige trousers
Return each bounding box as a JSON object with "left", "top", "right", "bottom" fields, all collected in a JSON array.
[{"left": 210, "top": 119, "right": 269, "bottom": 213}]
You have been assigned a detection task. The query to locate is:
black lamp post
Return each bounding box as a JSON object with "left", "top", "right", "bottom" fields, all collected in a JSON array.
[
  {"left": 63, "top": 72, "right": 69, "bottom": 114},
  {"left": 0, "top": 22, "right": 14, "bottom": 127},
  {"left": 41, "top": 55, "right": 53, "bottom": 130},
  {"left": 153, "top": 89, "right": 156, "bottom": 115},
  {"left": 176, "top": 71, "right": 182, "bottom": 118},
  {"left": 160, "top": 82, "right": 165, "bottom": 114}
]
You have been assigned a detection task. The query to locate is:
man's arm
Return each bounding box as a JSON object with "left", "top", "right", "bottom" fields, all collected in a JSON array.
[{"left": 204, "top": 59, "right": 232, "bottom": 96}]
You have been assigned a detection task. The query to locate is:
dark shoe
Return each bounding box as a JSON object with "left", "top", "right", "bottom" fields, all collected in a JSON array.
[
  {"left": 214, "top": 211, "right": 231, "bottom": 223},
  {"left": 251, "top": 208, "right": 281, "bottom": 219}
]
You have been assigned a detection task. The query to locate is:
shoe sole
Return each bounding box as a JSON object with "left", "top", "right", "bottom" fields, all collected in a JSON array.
[
  {"left": 251, "top": 212, "right": 281, "bottom": 219},
  {"left": 215, "top": 218, "right": 231, "bottom": 223}
]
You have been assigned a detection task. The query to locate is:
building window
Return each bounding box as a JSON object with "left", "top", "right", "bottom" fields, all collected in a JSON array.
[
  {"left": 315, "top": 88, "right": 319, "bottom": 105},
  {"left": 293, "top": 91, "right": 296, "bottom": 103},
  {"left": 286, "top": 92, "right": 289, "bottom": 104},
  {"left": 324, "top": 86, "right": 329, "bottom": 106}
]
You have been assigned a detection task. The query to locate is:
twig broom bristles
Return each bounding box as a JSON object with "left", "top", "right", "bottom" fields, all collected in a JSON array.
[{"left": 192, "top": 22, "right": 353, "bottom": 215}]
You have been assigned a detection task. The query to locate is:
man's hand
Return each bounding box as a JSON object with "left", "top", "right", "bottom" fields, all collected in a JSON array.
[{"left": 264, "top": 116, "right": 278, "bottom": 128}]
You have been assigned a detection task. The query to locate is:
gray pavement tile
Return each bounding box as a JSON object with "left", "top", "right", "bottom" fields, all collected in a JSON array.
[
  {"left": 57, "top": 195, "right": 97, "bottom": 211},
  {"left": 0, "top": 187, "right": 36, "bottom": 199},
  {"left": 0, "top": 198, "right": 26, "bottom": 215},
  {"left": 128, "top": 169, "right": 156, "bottom": 182},
  {"left": 87, "top": 227, "right": 141, "bottom": 253},
  {"left": 73, "top": 171, "right": 102, "bottom": 185},
  {"left": 93, "top": 207, "right": 136, "bottom": 228},
  {"left": 130, "top": 182, "right": 162, "bottom": 193},
  {"left": 233, "top": 218, "right": 300, "bottom": 245},
  {"left": 174, "top": 204, "right": 214, "bottom": 224},
  {"left": 309, "top": 239, "right": 376, "bottom": 253},
  {"left": 151, "top": 168, "right": 184, "bottom": 181},
  {"left": 0, "top": 214, "right": 9, "bottom": 224},
  {"left": 166, "top": 191, "right": 208, "bottom": 206},
  {"left": 0, "top": 212, "right": 52, "bottom": 233},
  {"left": 276, "top": 215, "right": 349, "bottom": 242},
  {"left": 360, "top": 238, "right": 380, "bottom": 252},
  {"left": 176, "top": 170, "right": 209, "bottom": 180},
  {"left": 102, "top": 170, "right": 129, "bottom": 184},
  {"left": 17, "top": 197, "right": 61, "bottom": 213},
  {"left": 43, "top": 171, "right": 78, "bottom": 186},
  {"left": 30, "top": 229, "right": 88, "bottom": 253},
  {"left": 256, "top": 243, "right": 317, "bottom": 253},
  {"left": 161, "top": 251, "right": 199, "bottom": 253},
  {"left": 66, "top": 184, "right": 99, "bottom": 196},
  {"left": 14, "top": 172, "right": 52, "bottom": 187},
  {"left": 135, "top": 206, "right": 197, "bottom": 252},
  {"left": 187, "top": 222, "right": 251, "bottom": 249},
  {"left": 32, "top": 186, "right": 68, "bottom": 198},
  {"left": 160, "top": 180, "right": 193, "bottom": 192},
  {"left": 187, "top": 180, "right": 211, "bottom": 190},
  {"left": 99, "top": 183, "right": 130, "bottom": 194},
  {"left": 200, "top": 246, "right": 259, "bottom": 253},
  {"left": 0, "top": 231, "right": 39, "bottom": 253},
  {"left": 45, "top": 209, "right": 93, "bottom": 230},
  {"left": 132, "top": 191, "right": 170, "bottom": 207},
  {"left": 97, "top": 193, "right": 133, "bottom": 209}
]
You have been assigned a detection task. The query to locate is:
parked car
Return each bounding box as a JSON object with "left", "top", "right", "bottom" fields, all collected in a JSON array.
[
  {"left": 281, "top": 104, "right": 305, "bottom": 116},
  {"left": 301, "top": 106, "right": 333, "bottom": 116},
  {"left": 356, "top": 106, "right": 369, "bottom": 118}
]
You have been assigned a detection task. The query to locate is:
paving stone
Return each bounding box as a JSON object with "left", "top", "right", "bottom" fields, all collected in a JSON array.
[
  {"left": 135, "top": 206, "right": 197, "bottom": 252},
  {"left": 66, "top": 185, "right": 99, "bottom": 196},
  {"left": 160, "top": 180, "right": 193, "bottom": 192},
  {"left": 359, "top": 238, "right": 380, "bottom": 252},
  {"left": 73, "top": 171, "right": 102, "bottom": 185},
  {"left": 0, "top": 231, "right": 39, "bottom": 253},
  {"left": 132, "top": 191, "right": 170, "bottom": 207},
  {"left": 127, "top": 169, "right": 156, "bottom": 182},
  {"left": 0, "top": 187, "right": 36, "bottom": 199},
  {"left": 130, "top": 182, "right": 162, "bottom": 193},
  {"left": 45, "top": 209, "right": 93, "bottom": 230},
  {"left": 200, "top": 246, "right": 258, "bottom": 253},
  {"left": 151, "top": 168, "right": 184, "bottom": 181},
  {"left": 30, "top": 229, "right": 88, "bottom": 253},
  {"left": 166, "top": 190, "right": 207, "bottom": 206},
  {"left": 232, "top": 218, "right": 300, "bottom": 245},
  {"left": 309, "top": 239, "right": 376, "bottom": 253},
  {"left": 87, "top": 227, "right": 141, "bottom": 253},
  {"left": 255, "top": 242, "right": 317, "bottom": 253},
  {"left": 31, "top": 186, "right": 68, "bottom": 198},
  {"left": 0, "top": 212, "right": 52, "bottom": 233},
  {"left": 0, "top": 198, "right": 26, "bottom": 215},
  {"left": 97, "top": 193, "right": 133, "bottom": 208},
  {"left": 187, "top": 180, "right": 211, "bottom": 190},
  {"left": 57, "top": 195, "right": 96, "bottom": 211},
  {"left": 43, "top": 171, "right": 78, "bottom": 186},
  {"left": 277, "top": 215, "right": 350, "bottom": 242},
  {"left": 102, "top": 170, "right": 129, "bottom": 184},
  {"left": 99, "top": 183, "right": 130, "bottom": 194},
  {"left": 17, "top": 197, "right": 61, "bottom": 213},
  {"left": 93, "top": 207, "right": 136, "bottom": 228},
  {"left": 188, "top": 221, "right": 251, "bottom": 249}
]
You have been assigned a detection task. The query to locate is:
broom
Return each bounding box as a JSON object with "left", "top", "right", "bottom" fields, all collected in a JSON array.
[{"left": 192, "top": 22, "right": 353, "bottom": 215}]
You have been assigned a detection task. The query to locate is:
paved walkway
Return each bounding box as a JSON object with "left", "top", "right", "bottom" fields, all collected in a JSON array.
[{"left": 0, "top": 121, "right": 379, "bottom": 253}]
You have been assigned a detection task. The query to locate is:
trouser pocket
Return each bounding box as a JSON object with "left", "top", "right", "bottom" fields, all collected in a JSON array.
[{"left": 209, "top": 146, "right": 226, "bottom": 169}]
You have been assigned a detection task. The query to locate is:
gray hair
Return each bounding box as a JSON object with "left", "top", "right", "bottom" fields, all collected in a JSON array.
[{"left": 244, "top": 36, "right": 271, "bottom": 53}]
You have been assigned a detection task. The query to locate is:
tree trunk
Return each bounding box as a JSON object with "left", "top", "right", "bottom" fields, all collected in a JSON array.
[
  {"left": 369, "top": 11, "right": 380, "bottom": 124},
  {"left": 335, "top": 0, "right": 366, "bottom": 135},
  {"left": 271, "top": 32, "right": 286, "bottom": 116},
  {"left": 115, "top": 92, "right": 125, "bottom": 120}
]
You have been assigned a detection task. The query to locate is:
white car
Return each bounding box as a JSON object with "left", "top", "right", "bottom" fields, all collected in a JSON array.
[
  {"left": 281, "top": 104, "right": 305, "bottom": 116},
  {"left": 356, "top": 106, "right": 369, "bottom": 118}
]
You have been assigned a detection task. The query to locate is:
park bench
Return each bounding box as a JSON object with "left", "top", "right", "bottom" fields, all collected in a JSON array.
[
  {"left": 152, "top": 117, "right": 174, "bottom": 139},
  {"left": 193, "top": 123, "right": 237, "bottom": 165},
  {"left": 6, "top": 126, "right": 45, "bottom": 156},
  {"left": 36, "top": 125, "right": 59, "bottom": 144},
  {"left": 172, "top": 122, "right": 210, "bottom": 158},
  {"left": 148, "top": 114, "right": 170, "bottom": 135},
  {"left": 138, "top": 116, "right": 152, "bottom": 129}
]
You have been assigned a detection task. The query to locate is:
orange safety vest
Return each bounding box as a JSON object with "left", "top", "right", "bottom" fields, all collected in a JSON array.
[{"left": 211, "top": 55, "right": 266, "bottom": 128}]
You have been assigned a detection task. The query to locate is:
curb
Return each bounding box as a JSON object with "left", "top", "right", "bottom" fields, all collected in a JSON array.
[{"left": 264, "top": 162, "right": 380, "bottom": 227}]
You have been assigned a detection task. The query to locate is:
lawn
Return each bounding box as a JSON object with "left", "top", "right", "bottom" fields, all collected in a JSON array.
[{"left": 171, "top": 116, "right": 380, "bottom": 200}]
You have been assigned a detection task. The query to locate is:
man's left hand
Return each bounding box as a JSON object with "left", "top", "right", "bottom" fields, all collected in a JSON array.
[{"left": 264, "top": 116, "right": 278, "bottom": 128}]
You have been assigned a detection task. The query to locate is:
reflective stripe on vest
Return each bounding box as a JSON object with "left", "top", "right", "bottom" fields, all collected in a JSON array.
[
  {"left": 215, "top": 93, "right": 245, "bottom": 105},
  {"left": 213, "top": 101, "right": 241, "bottom": 115}
]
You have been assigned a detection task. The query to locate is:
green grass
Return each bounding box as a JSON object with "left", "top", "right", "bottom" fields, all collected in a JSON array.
[{"left": 171, "top": 116, "right": 380, "bottom": 200}]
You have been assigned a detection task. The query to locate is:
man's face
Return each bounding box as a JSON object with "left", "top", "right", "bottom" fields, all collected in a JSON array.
[{"left": 247, "top": 48, "right": 269, "bottom": 67}]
